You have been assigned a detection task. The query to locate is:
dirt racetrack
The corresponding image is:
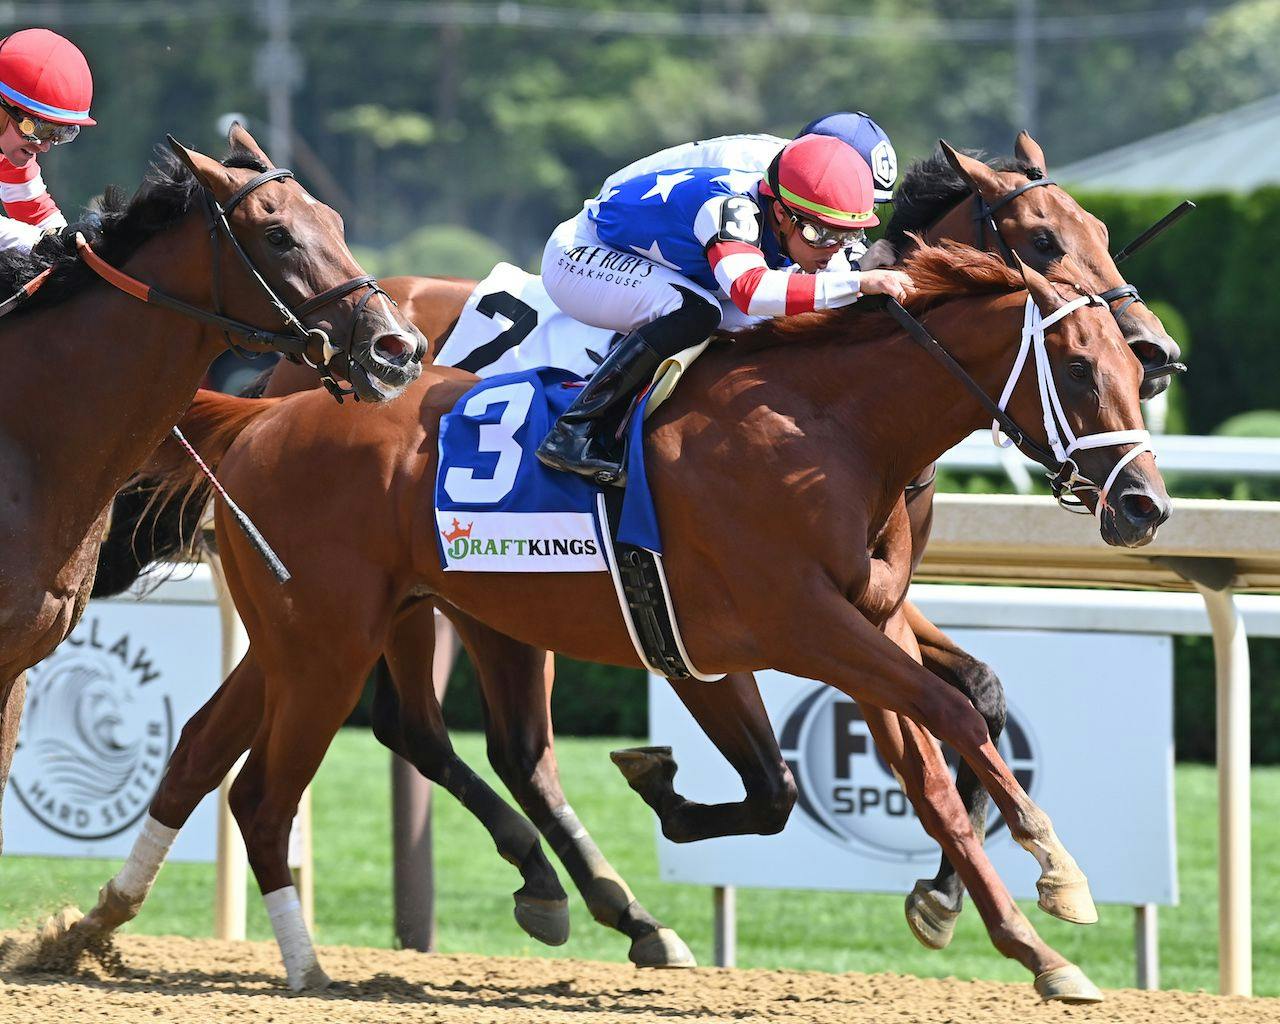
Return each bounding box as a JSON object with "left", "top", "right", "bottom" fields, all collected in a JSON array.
[{"left": 0, "top": 933, "right": 1274, "bottom": 1024}]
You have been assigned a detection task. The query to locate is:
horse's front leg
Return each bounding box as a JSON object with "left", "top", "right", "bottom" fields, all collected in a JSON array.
[
  {"left": 611, "top": 670, "right": 796, "bottom": 843},
  {"left": 766, "top": 584, "right": 1099, "bottom": 999},
  {"left": 899, "top": 599, "right": 1009, "bottom": 949}
]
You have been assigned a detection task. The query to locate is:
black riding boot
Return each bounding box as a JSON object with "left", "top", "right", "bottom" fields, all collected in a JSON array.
[{"left": 535, "top": 329, "right": 664, "bottom": 485}]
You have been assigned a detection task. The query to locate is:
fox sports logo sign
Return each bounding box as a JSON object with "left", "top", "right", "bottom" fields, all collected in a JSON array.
[
  {"left": 11, "top": 617, "right": 173, "bottom": 841},
  {"left": 778, "top": 687, "right": 1038, "bottom": 861}
]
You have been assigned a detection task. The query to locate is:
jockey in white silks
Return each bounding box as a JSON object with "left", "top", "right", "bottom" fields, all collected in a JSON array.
[
  {"left": 0, "top": 29, "right": 95, "bottom": 252},
  {"left": 536, "top": 130, "right": 912, "bottom": 485}
]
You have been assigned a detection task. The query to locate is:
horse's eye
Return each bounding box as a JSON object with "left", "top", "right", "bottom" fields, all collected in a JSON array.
[
  {"left": 1033, "top": 233, "right": 1056, "bottom": 253},
  {"left": 1068, "top": 359, "right": 1090, "bottom": 380},
  {"left": 265, "top": 226, "right": 291, "bottom": 248}
]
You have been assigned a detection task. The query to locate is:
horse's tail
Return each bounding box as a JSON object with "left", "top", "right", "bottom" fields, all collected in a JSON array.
[{"left": 91, "top": 392, "right": 278, "bottom": 598}]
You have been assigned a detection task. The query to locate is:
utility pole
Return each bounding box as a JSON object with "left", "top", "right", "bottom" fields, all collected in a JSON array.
[
  {"left": 1015, "top": 0, "right": 1038, "bottom": 136},
  {"left": 255, "top": 0, "right": 302, "bottom": 166}
]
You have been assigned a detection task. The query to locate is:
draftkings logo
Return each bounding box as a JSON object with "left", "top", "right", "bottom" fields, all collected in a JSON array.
[
  {"left": 777, "top": 686, "right": 1038, "bottom": 861},
  {"left": 11, "top": 617, "right": 173, "bottom": 841},
  {"left": 440, "top": 517, "right": 600, "bottom": 561}
]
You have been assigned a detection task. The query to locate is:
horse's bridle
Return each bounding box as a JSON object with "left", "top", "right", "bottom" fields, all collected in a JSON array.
[
  {"left": 76, "top": 140, "right": 391, "bottom": 402},
  {"left": 887, "top": 295, "right": 1153, "bottom": 513},
  {"left": 962, "top": 175, "right": 1189, "bottom": 387}
]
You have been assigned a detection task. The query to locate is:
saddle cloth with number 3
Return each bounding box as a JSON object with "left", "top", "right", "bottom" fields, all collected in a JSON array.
[{"left": 434, "top": 366, "right": 662, "bottom": 573}]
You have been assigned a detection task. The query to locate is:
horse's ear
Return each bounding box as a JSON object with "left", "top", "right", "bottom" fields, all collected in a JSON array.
[
  {"left": 226, "top": 122, "right": 276, "bottom": 170},
  {"left": 938, "top": 139, "right": 1004, "bottom": 199},
  {"left": 1011, "top": 251, "right": 1065, "bottom": 313},
  {"left": 1013, "top": 131, "right": 1048, "bottom": 175},
  {"left": 165, "top": 134, "right": 236, "bottom": 195}
]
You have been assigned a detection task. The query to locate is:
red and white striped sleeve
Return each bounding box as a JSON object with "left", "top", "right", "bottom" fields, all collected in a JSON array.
[
  {"left": 0, "top": 156, "right": 65, "bottom": 231},
  {"left": 706, "top": 240, "right": 862, "bottom": 317},
  {"left": 693, "top": 193, "right": 861, "bottom": 317}
]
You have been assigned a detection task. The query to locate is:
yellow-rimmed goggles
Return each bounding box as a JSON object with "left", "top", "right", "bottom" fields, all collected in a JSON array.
[{"left": 2, "top": 104, "right": 79, "bottom": 145}]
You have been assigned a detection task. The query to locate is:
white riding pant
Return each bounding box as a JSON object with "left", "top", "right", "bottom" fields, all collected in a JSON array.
[{"left": 541, "top": 213, "right": 760, "bottom": 336}]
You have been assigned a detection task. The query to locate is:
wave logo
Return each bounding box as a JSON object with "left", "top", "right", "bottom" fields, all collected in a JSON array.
[
  {"left": 777, "top": 685, "right": 1037, "bottom": 861},
  {"left": 11, "top": 617, "right": 173, "bottom": 841}
]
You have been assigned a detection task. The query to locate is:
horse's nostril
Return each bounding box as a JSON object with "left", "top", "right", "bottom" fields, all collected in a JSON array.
[
  {"left": 1119, "top": 491, "right": 1160, "bottom": 524},
  {"left": 372, "top": 333, "right": 412, "bottom": 366}
]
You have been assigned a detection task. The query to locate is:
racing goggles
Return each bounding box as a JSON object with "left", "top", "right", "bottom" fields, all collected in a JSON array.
[
  {"left": 786, "top": 208, "right": 865, "bottom": 249},
  {"left": 2, "top": 104, "right": 79, "bottom": 146}
]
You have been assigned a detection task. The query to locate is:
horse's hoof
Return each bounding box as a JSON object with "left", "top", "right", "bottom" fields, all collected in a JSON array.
[
  {"left": 610, "top": 746, "right": 675, "bottom": 786},
  {"left": 38, "top": 906, "right": 83, "bottom": 945},
  {"left": 1037, "top": 876, "right": 1099, "bottom": 925},
  {"left": 514, "top": 894, "right": 570, "bottom": 947},
  {"left": 904, "top": 880, "right": 959, "bottom": 951},
  {"left": 1034, "top": 964, "right": 1104, "bottom": 1003},
  {"left": 290, "top": 963, "right": 332, "bottom": 992},
  {"left": 629, "top": 927, "right": 696, "bottom": 969}
]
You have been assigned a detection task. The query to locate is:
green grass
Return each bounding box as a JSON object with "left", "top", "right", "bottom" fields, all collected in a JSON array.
[{"left": 1, "top": 729, "right": 1276, "bottom": 995}]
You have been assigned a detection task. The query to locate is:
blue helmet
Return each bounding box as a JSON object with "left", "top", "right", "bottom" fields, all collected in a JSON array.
[{"left": 798, "top": 111, "right": 897, "bottom": 204}]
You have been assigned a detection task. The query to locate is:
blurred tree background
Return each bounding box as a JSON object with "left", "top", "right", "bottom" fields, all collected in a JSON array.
[{"left": 29, "top": 0, "right": 1280, "bottom": 757}]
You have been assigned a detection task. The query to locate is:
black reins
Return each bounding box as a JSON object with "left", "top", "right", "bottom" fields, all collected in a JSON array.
[
  {"left": 957, "top": 173, "right": 1192, "bottom": 384},
  {"left": 189, "top": 146, "right": 390, "bottom": 401}
]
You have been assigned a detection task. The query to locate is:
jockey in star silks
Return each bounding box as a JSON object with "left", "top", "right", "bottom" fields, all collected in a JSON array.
[
  {"left": 536, "top": 134, "right": 913, "bottom": 484},
  {"left": 0, "top": 29, "right": 94, "bottom": 252},
  {"left": 599, "top": 111, "right": 899, "bottom": 269}
]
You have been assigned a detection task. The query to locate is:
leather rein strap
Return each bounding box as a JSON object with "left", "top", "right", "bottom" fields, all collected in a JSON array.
[{"left": 75, "top": 164, "right": 383, "bottom": 399}]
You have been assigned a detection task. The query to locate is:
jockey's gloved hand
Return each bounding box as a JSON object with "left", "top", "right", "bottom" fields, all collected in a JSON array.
[
  {"left": 859, "top": 268, "right": 913, "bottom": 304},
  {"left": 57, "top": 210, "right": 103, "bottom": 243}
]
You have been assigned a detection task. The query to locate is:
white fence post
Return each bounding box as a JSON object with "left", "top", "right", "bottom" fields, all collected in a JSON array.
[
  {"left": 713, "top": 885, "right": 736, "bottom": 967},
  {"left": 1135, "top": 904, "right": 1159, "bottom": 990}
]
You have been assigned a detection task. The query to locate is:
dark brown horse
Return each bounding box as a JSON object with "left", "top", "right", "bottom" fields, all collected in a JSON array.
[
  {"left": 241, "top": 133, "right": 1181, "bottom": 953},
  {"left": 0, "top": 125, "right": 425, "bottom": 850},
  {"left": 76, "top": 243, "right": 1168, "bottom": 1003}
]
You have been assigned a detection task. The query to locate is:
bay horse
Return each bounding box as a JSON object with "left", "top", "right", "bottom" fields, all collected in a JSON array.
[
  {"left": 85, "top": 133, "right": 1182, "bottom": 967},
  {"left": 0, "top": 124, "right": 425, "bottom": 851},
  {"left": 77, "top": 243, "right": 1168, "bottom": 1003}
]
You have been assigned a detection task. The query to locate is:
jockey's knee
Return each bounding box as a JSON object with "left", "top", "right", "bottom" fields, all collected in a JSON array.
[{"left": 638, "top": 286, "right": 722, "bottom": 358}]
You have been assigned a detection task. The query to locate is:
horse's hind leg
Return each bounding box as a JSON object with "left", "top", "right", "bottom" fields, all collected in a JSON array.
[
  {"left": 0, "top": 672, "right": 25, "bottom": 853},
  {"left": 377, "top": 602, "right": 569, "bottom": 947},
  {"left": 446, "top": 606, "right": 694, "bottom": 968},
  {"left": 611, "top": 671, "right": 797, "bottom": 843},
  {"left": 902, "top": 599, "right": 1007, "bottom": 950},
  {"left": 70, "top": 654, "right": 266, "bottom": 941}
]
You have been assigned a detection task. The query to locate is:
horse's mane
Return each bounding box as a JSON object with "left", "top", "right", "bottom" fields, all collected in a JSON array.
[
  {"left": 885, "top": 148, "right": 1044, "bottom": 255},
  {"left": 0, "top": 142, "right": 269, "bottom": 314},
  {"left": 730, "top": 241, "right": 1052, "bottom": 352}
]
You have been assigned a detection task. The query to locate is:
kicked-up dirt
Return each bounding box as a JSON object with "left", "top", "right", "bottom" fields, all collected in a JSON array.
[{"left": 0, "top": 932, "right": 1274, "bottom": 1024}]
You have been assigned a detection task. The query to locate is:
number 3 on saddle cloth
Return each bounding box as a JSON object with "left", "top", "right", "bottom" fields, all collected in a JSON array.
[{"left": 435, "top": 366, "right": 721, "bottom": 681}]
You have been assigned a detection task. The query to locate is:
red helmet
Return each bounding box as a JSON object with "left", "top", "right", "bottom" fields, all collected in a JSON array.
[
  {"left": 761, "top": 134, "right": 878, "bottom": 230},
  {"left": 0, "top": 29, "right": 94, "bottom": 126}
]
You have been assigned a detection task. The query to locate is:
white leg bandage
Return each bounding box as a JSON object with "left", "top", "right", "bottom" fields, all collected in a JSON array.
[
  {"left": 113, "top": 815, "right": 179, "bottom": 901},
  {"left": 264, "top": 886, "right": 327, "bottom": 991}
]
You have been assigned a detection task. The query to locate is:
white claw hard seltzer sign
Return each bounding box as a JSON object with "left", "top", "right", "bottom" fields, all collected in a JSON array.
[
  {"left": 4, "top": 574, "right": 221, "bottom": 862},
  {"left": 650, "top": 628, "right": 1177, "bottom": 906}
]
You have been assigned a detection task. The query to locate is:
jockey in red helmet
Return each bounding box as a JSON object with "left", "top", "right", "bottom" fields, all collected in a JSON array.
[
  {"left": 537, "top": 135, "right": 913, "bottom": 484},
  {"left": 0, "top": 29, "right": 93, "bottom": 252}
]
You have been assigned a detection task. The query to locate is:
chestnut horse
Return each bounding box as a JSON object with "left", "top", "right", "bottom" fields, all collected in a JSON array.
[
  {"left": 86, "top": 134, "right": 1182, "bottom": 968},
  {"left": 0, "top": 125, "right": 425, "bottom": 850},
  {"left": 259, "top": 133, "right": 1182, "bottom": 948},
  {"left": 77, "top": 244, "right": 1168, "bottom": 1003}
]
